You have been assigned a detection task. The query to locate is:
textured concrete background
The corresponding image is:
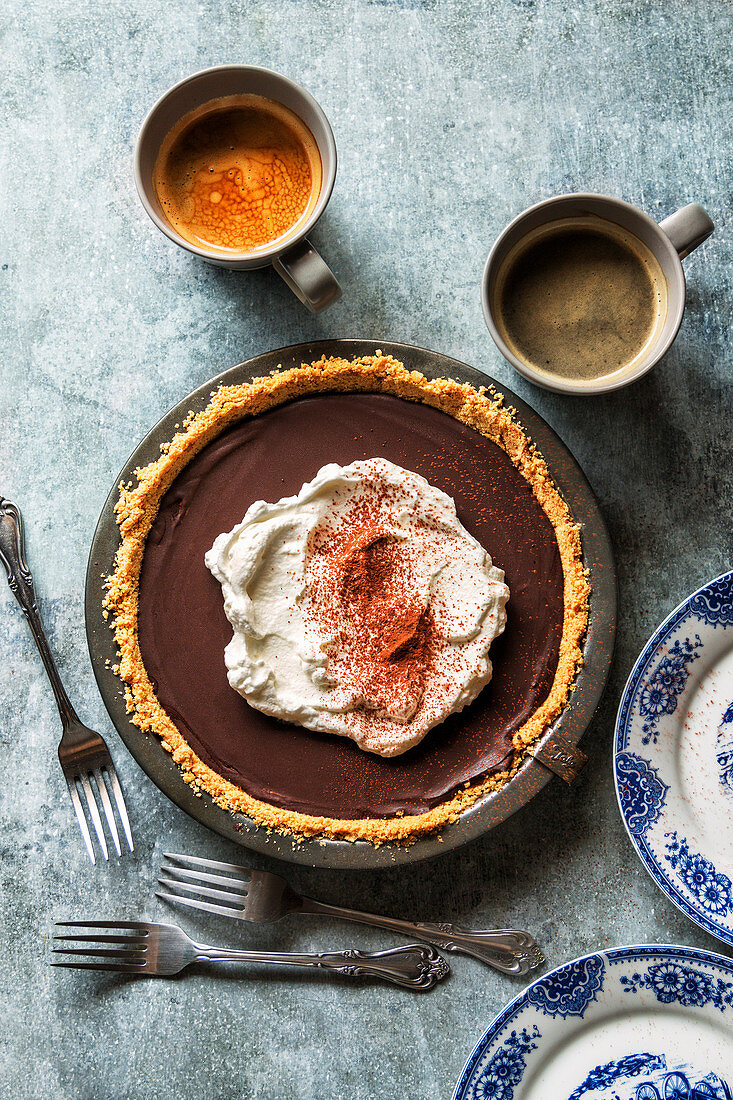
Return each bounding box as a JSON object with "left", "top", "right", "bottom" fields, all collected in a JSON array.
[{"left": 0, "top": 0, "right": 731, "bottom": 1097}]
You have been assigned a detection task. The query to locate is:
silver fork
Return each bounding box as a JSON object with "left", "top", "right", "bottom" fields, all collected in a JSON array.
[
  {"left": 51, "top": 920, "right": 450, "bottom": 990},
  {"left": 158, "top": 854, "right": 545, "bottom": 975},
  {"left": 0, "top": 498, "right": 133, "bottom": 864}
]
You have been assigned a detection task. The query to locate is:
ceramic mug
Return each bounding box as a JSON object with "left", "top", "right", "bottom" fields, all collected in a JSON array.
[
  {"left": 134, "top": 65, "right": 341, "bottom": 314},
  {"left": 482, "top": 193, "right": 714, "bottom": 395}
]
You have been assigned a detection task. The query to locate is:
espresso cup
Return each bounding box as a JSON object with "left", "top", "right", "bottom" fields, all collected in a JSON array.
[
  {"left": 482, "top": 194, "right": 714, "bottom": 395},
  {"left": 135, "top": 65, "right": 341, "bottom": 313}
]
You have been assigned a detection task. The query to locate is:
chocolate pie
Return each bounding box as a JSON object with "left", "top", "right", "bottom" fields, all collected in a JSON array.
[{"left": 105, "top": 354, "right": 589, "bottom": 843}]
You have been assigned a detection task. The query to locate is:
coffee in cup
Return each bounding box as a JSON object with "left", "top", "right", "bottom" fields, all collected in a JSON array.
[
  {"left": 482, "top": 194, "right": 714, "bottom": 395},
  {"left": 153, "top": 95, "right": 323, "bottom": 255},
  {"left": 135, "top": 66, "right": 341, "bottom": 313},
  {"left": 492, "top": 217, "right": 668, "bottom": 385}
]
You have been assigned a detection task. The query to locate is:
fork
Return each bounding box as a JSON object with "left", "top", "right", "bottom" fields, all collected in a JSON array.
[
  {"left": 0, "top": 497, "right": 133, "bottom": 864},
  {"left": 51, "top": 920, "right": 450, "bottom": 990},
  {"left": 158, "top": 854, "right": 545, "bottom": 975}
]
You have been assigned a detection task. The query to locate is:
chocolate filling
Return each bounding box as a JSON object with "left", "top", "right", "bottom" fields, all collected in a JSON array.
[{"left": 137, "top": 393, "right": 564, "bottom": 819}]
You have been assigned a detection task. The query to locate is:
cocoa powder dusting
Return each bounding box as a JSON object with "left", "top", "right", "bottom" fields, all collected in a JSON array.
[{"left": 308, "top": 515, "right": 439, "bottom": 721}]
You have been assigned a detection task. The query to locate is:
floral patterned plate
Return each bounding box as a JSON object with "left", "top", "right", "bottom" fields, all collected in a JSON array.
[
  {"left": 453, "top": 945, "right": 733, "bottom": 1100},
  {"left": 614, "top": 570, "right": 733, "bottom": 946}
]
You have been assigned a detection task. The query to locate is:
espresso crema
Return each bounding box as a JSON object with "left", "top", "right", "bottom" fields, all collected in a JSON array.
[{"left": 154, "top": 94, "right": 322, "bottom": 254}]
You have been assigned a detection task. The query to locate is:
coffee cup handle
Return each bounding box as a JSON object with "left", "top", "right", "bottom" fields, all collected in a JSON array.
[
  {"left": 272, "top": 238, "right": 342, "bottom": 313},
  {"left": 659, "top": 203, "right": 714, "bottom": 260}
]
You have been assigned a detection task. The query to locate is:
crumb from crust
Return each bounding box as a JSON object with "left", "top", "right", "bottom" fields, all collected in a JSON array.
[{"left": 104, "top": 353, "right": 590, "bottom": 844}]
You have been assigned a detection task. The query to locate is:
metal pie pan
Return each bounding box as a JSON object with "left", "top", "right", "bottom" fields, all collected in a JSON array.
[{"left": 85, "top": 339, "right": 616, "bottom": 869}]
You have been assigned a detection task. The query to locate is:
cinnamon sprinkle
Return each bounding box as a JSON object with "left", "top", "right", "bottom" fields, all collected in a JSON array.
[{"left": 309, "top": 519, "right": 439, "bottom": 722}]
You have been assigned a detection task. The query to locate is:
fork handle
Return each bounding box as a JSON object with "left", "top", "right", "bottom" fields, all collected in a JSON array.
[
  {"left": 0, "top": 497, "right": 79, "bottom": 726},
  {"left": 299, "top": 899, "right": 544, "bottom": 975},
  {"left": 191, "top": 942, "right": 449, "bottom": 989}
]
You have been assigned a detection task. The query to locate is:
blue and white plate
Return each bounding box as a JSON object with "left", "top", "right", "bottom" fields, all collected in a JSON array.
[
  {"left": 614, "top": 570, "right": 733, "bottom": 946},
  {"left": 453, "top": 945, "right": 733, "bottom": 1100}
]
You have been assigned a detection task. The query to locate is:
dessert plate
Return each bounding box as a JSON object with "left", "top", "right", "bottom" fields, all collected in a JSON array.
[
  {"left": 615, "top": 571, "right": 733, "bottom": 946},
  {"left": 85, "top": 339, "right": 616, "bottom": 868},
  {"left": 452, "top": 944, "right": 733, "bottom": 1100}
]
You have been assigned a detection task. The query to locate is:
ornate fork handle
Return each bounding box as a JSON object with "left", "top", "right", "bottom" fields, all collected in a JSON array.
[
  {"left": 0, "top": 497, "right": 37, "bottom": 613},
  {"left": 411, "top": 924, "right": 545, "bottom": 975},
  {"left": 301, "top": 899, "right": 544, "bottom": 975},
  {"left": 0, "top": 496, "right": 79, "bottom": 726},
  {"left": 192, "top": 942, "right": 450, "bottom": 990}
]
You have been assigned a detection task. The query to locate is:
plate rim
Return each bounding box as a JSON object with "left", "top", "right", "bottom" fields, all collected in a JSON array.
[
  {"left": 452, "top": 941, "right": 733, "bottom": 1100},
  {"left": 614, "top": 569, "right": 733, "bottom": 946},
  {"left": 85, "top": 338, "right": 616, "bottom": 869}
]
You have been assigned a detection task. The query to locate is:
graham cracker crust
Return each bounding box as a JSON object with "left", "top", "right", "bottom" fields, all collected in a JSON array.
[{"left": 104, "top": 353, "right": 590, "bottom": 844}]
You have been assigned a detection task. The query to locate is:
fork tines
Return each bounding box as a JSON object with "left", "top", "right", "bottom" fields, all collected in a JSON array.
[
  {"left": 157, "top": 852, "right": 252, "bottom": 919},
  {"left": 65, "top": 763, "right": 133, "bottom": 865},
  {"left": 51, "top": 921, "right": 149, "bottom": 973}
]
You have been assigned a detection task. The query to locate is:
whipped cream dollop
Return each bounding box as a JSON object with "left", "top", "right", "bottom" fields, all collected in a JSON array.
[{"left": 205, "top": 458, "right": 510, "bottom": 757}]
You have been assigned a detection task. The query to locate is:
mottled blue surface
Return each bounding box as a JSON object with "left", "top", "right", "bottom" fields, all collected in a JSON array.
[{"left": 0, "top": 1, "right": 731, "bottom": 1097}]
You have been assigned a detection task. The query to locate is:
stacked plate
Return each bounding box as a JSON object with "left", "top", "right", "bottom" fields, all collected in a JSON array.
[
  {"left": 454, "top": 945, "right": 733, "bottom": 1099},
  {"left": 455, "top": 571, "right": 733, "bottom": 1097},
  {"left": 614, "top": 571, "right": 733, "bottom": 948}
]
